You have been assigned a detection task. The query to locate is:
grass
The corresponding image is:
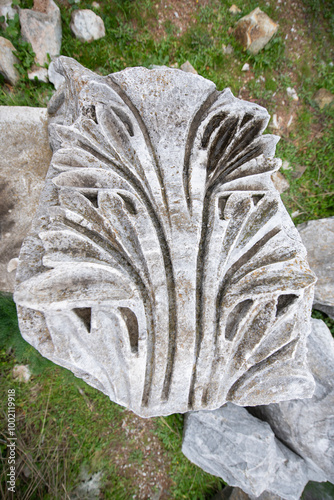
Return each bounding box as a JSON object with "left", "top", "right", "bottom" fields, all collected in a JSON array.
[{"left": 0, "top": 0, "right": 334, "bottom": 497}]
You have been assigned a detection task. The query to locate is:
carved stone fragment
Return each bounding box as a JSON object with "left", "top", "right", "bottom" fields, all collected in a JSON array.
[{"left": 14, "top": 57, "right": 316, "bottom": 417}]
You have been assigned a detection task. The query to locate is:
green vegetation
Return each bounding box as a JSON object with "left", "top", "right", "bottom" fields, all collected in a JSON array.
[{"left": 1, "top": 0, "right": 334, "bottom": 497}]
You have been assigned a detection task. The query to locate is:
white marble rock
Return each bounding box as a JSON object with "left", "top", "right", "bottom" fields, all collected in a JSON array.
[
  {"left": 14, "top": 57, "right": 316, "bottom": 417},
  {"left": 70, "top": 9, "right": 105, "bottom": 43}
]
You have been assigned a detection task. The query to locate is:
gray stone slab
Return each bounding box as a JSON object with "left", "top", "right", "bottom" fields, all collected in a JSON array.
[
  {"left": 182, "top": 403, "right": 310, "bottom": 499},
  {"left": 255, "top": 318, "right": 334, "bottom": 482},
  {"left": 183, "top": 318, "right": 334, "bottom": 499},
  {"left": 0, "top": 106, "right": 51, "bottom": 293}
]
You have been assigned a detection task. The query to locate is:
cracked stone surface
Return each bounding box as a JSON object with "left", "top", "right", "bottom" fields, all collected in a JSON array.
[
  {"left": 254, "top": 318, "right": 334, "bottom": 483},
  {"left": 14, "top": 57, "right": 315, "bottom": 417},
  {"left": 0, "top": 106, "right": 51, "bottom": 293},
  {"left": 297, "top": 217, "right": 334, "bottom": 319},
  {"left": 182, "top": 318, "right": 334, "bottom": 499},
  {"left": 182, "top": 402, "right": 312, "bottom": 500}
]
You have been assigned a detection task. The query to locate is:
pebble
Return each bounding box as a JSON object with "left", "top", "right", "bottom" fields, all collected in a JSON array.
[{"left": 287, "top": 87, "right": 299, "bottom": 101}]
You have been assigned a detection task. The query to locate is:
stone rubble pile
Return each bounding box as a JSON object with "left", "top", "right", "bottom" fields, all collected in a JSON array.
[
  {"left": 0, "top": 0, "right": 105, "bottom": 84},
  {"left": 0, "top": 3, "right": 283, "bottom": 86}
]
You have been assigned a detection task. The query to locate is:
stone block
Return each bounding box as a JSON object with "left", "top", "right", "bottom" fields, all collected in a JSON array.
[
  {"left": 182, "top": 403, "right": 310, "bottom": 499},
  {"left": 0, "top": 37, "right": 20, "bottom": 86},
  {"left": 234, "top": 8, "right": 278, "bottom": 55},
  {"left": 0, "top": 106, "right": 51, "bottom": 293},
  {"left": 255, "top": 318, "right": 334, "bottom": 483}
]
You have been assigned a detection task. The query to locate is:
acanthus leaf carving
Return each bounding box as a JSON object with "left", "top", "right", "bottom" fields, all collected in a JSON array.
[{"left": 14, "top": 57, "right": 316, "bottom": 417}]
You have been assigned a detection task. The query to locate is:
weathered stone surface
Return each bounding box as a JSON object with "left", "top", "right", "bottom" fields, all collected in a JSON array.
[
  {"left": 0, "top": 0, "right": 16, "bottom": 29},
  {"left": 70, "top": 9, "right": 105, "bottom": 43},
  {"left": 0, "top": 106, "right": 51, "bottom": 293},
  {"left": 271, "top": 171, "right": 289, "bottom": 193},
  {"left": 14, "top": 57, "right": 315, "bottom": 418},
  {"left": 313, "top": 88, "right": 334, "bottom": 110},
  {"left": 19, "top": 0, "right": 61, "bottom": 66},
  {"left": 234, "top": 8, "right": 278, "bottom": 55},
  {"left": 297, "top": 218, "right": 334, "bottom": 317},
  {"left": 229, "top": 5, "right": 241, "bottom": 15},
  {"left": 0, "top": 37, "right": 20, "bottom": 85},
  {"left": 255, "top": 318, "right": 334, "bottom": 483},
  {"left": 48, "top": 59, "right": 65, "bottom": 89},
  {"left": 28, "top": 65, "right": 48, "bottom": 83},
  {"left": 180, "top": 60, "right": 197, "bottom": 74},
  {"left": 13, "top": 364, "right": 31, "bottom": 382},
  {"left": 182, "top": 403, "right": 310, "bottom": 499}
]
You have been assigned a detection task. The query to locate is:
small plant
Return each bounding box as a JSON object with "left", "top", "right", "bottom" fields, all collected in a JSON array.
[{"left": 0, "top": 12, "right": 35, "bottom": 76}]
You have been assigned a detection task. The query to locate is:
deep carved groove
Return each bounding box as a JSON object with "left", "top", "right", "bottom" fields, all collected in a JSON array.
[
  {"left": 252, "top": 194, "right": 264, "bottom": 206},
  {"left": 201, "top": 113, "right": 228, "bottom": 148},
  {"left": 73, "top": 307, "right": 92, "bottom": 332},
  {"left": 225, "top": 300, "right": 253, "bottom": 341},
  {"left": 118, "top": 193, "right": 138, "bottom": 215},
  {"left": 218, "top": 196, "right": 230, "bottom": 220},
  {"left": 82, "top": 105, "right": 98, "bottom": 124},
  {"left": 119, "top": 307, "right": 139, "bottom": 353},
  {"left": 82, "top": 191, "right": 99, "bottom": 208},
  {"left": 111, "top": 106, "right": 134, "bottom": 136},
  {"left": 276, "top": 294, "right": 298, "bottom": 317}
]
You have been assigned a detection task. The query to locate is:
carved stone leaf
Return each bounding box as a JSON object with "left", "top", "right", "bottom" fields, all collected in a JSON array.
[{"left": 14, "top": 57, "right": 316, "bottom": 417}]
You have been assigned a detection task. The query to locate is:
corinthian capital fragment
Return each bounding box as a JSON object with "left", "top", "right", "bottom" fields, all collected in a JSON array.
[{"left": 14, "top": 57, "right": 316, "bottom": 417}]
